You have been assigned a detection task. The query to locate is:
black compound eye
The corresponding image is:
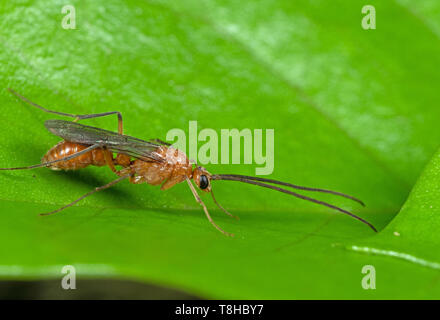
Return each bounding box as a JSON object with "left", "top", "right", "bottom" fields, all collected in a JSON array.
[{"left": 199, "top": 175, "right": 209, "bottom": 190}]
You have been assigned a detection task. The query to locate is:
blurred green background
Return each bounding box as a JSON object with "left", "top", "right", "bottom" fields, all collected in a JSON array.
[{"left": 0, "top": 0, "right": 440, "bottom": 299}]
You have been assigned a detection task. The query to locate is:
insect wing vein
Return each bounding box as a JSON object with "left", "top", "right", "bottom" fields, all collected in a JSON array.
[{"left": 44, "top": 119, "right": 164, "bottom": 162}]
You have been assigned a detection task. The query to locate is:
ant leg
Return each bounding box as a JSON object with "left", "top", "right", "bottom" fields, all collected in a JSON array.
[
  {"left": 0, "top": 144, "right": 102, "bottom": 171},
  {"left": 8, "top": 88, "right": 124, "bottom": 134},
  {"left": 210, "top": 189, "right": 239, "bottom": 220},
  {"left": 185, "top": 177, "right": 234, "bottom": 237},
  {"left": 102, "top": 147, "right": 132, "bottom": 178},
  {"left": 75, "top": 112, "right": 123, "bottom": 134},
  {"left": 102, "top": 147, "right": 118, "bottom": 174},
  {"left": 40, "top": 174, "right": 131, "bottom": 216}
]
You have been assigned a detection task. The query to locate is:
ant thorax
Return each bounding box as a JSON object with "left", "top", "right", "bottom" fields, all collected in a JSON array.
[{"left": 130, "top": 146, "right": 193, "bottom": 190}]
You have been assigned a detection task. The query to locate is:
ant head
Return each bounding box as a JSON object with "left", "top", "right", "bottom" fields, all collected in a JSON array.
[{"left": 193, "top": 166, "right": 212, "bottom": 192}]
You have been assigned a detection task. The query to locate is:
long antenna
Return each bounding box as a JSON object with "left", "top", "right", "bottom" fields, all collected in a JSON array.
[
  {"left": 212, "top": 175, "right": 376, "bottom": 232},
  {"left": 213, "top": 174, "right": 365, "bottom": 206}
]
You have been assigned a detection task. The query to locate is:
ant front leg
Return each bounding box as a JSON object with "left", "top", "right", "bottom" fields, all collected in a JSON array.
[{"left": 185, "top": 177, "right": 234, "bottom": 237}]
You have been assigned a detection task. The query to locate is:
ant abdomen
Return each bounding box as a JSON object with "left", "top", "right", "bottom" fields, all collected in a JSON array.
[{"left": 42, "top": 141, "right": 107, "bottom": 170}]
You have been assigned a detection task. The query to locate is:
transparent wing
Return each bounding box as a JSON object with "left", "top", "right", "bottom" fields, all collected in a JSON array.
[{"left": 44, "top": 119, "right": 166, "bottom": 162}]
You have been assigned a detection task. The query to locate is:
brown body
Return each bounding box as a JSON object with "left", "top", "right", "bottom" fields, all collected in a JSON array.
[
  {"left": 42, "top": 141, "right": 108, "bottom": 170},
  {"left": 129, "top": 146, "right": 194, "bottom": 190},
  {"left": 3, "top": 88, "right": 376, "bottom": 236},
  {"left": 43, "top": 141, "right": 197, "bottom": 191}
]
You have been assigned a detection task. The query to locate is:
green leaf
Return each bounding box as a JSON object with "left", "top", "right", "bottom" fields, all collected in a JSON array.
[
  {"left": 0, "top": 0, "right": 440, "bottom": 298},
  {"left": 351, "top": 147, "right": 440, "bottom": 271}
]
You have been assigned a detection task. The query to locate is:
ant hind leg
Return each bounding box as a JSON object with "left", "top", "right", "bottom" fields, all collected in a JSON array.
[
  {"left": 40, "top": 174, "right": 131, "bottom": 216},
  {"left": 0, "top": 144, "right": 102, "bottom": 171},
  {"left": 8, "top": 88, "right": 124, "bottom": 134}
]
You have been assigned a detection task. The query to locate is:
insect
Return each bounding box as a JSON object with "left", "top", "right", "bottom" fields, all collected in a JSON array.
[{"left": 1, "top": 89, "right": 377, "bottom": 236}]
